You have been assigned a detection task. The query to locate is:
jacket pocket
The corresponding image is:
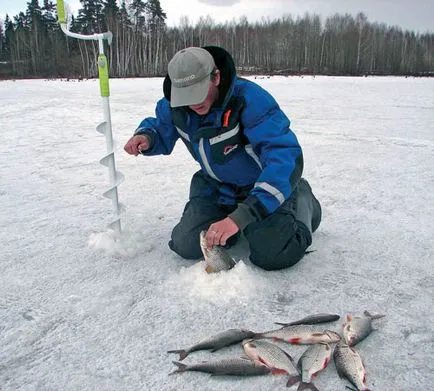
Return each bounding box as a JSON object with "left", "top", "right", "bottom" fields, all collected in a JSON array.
[{"left": 209, "top": 123, "right": 243, "bottom": 164}]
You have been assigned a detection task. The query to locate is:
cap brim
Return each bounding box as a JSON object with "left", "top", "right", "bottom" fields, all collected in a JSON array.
[{"left": 170, "top": 76, "right": 210, "bottom": 108}]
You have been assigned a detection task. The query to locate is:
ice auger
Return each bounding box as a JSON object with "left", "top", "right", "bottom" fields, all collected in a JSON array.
[{"left": 56, "top": 0, "right": 124, "bottom": 235}]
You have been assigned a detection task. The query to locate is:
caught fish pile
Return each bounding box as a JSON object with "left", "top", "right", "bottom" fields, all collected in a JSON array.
[{"left": 167, "top": 311, "right": 385, "bottom": 390}]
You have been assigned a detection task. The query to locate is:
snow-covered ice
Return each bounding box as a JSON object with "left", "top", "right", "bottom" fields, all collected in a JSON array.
[{"left": 0, "top": 76, "right": 433, "bottom": 390}]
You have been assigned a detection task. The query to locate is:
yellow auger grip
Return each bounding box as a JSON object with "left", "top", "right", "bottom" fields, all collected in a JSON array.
[
  {"left": 98, "top": 55, "right": 110, "bottom": 97},
  {"left": 57, "top": 0, "right": 66, "bottom": 24}
]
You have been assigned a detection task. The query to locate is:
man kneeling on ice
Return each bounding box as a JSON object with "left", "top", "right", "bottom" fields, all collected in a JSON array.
[{"left": 124, "top": 46, "right": 322, "bottom": 270}]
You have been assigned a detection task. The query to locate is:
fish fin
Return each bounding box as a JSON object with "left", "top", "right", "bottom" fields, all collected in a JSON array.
[
  {"left": 210, "top": 342, "right": 226, "bottom": 352},
  {"left": 344, "top": 386, "right": 358, "bottom": 391},
  {"left": 364, "top": 310, "right": 386, "bottom": 320},
  {"left": 286, "top": 374, "right": 301, "bottom": 387},
  {"left": 274, "top": 321, "right": 290, "bottom": 326},
  {"left": 281, "top": 349, "right": 296, "bottom": 366},
  {"left": 271, "top": 368, "right": 288, "bottom": 375},
  {"left": 296, "top": 356, "right": 303, "bottom": 372},
  {"left": 288, "top": 337, "right": 302, "bottom": 344},
  {"left": 297, "top": 382, "right": 319, "bottom": 391},
  {"left": 322, "top": 355, "right": 331, "bottom": 370},
  {"left": 239, "top": 356, "right": 256, "bottom": 363},
  {"left": 167, "top": 349, "right": 188, "bottom": 361},
  {"left": 257, "top": 356, "right": 271, "bottom": 367},
  {"left": 169, "top": 361, "right": 188, "bottom": 375},
  {"left": 304, "top": 250, "right": 316, "bottom": 254},
  {"left": 242, "top": 339, "right": 255, "bottom": 347}
]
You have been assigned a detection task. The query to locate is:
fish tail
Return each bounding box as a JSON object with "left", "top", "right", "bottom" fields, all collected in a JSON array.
[
  {"left": 167, "top": 349, "right": 189, "bottom": 361},
  {"left": 169, "top": 361, "right": 188, "bottom": 375},
  {"left": 297, "top": 382, "right": 319, "bottom": 391},
  {"left": 364, "top": 310, "right": 385, "bottom": 320},
  {"left": 286, "top": 374, "right": 301, "bottom": 387}
]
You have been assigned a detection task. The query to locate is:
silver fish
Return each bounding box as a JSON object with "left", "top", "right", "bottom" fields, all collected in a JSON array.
[
  {"left": 200, "top": 230, "right": 236, "bottom": 273},
  {"left": 297, "top": 343, "right": 332, "bottom": 391},
  {"left": 167, "top": 328, "right": 255, "bottom": 360},
  {"left": 343, "top": 310, "right": 385, "bottom": 346},
  {"left": 254, "top": 324, "right": 341, "bottom": 345},
  {"left": 242, "top": 339, "right": 301, "bottom": 387},
  {"left": 333, "top": 342, "right": 372, "bottom": 391},
  {"left": 275, "top": 313, "right": 340, "bottom": 327},
  {"left": 169, "top": 357, "right": 271, "bottom": 376}
]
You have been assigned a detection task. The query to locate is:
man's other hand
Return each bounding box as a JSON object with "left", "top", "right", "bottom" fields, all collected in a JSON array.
[{"left": 124, "top": 135, "right": 151, "bottom": 156}]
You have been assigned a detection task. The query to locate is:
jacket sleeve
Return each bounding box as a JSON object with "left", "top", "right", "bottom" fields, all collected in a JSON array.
[
  {"left": 229, "top": 83, "right": 303, "bottom": 229},
  {"left": 134, "top": 98, "right": 179, "bottom": 156}
]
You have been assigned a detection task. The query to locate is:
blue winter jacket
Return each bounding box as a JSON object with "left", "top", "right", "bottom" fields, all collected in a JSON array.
[{"left": 135, "top": 46, "right": 303, "bottom": 229}]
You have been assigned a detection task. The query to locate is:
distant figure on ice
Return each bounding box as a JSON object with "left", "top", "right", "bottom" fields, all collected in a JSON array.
[{"left": 124, "top": 46, "right": 321, "bottom": 270}]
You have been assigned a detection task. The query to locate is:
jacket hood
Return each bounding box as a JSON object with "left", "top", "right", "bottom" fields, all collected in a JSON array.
[{"left": 163, "top": 46, "right": 236, "bottom": 109}]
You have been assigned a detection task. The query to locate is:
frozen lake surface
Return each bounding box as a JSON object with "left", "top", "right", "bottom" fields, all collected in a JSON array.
[{"left": 0, "top": 76, "right": 433, "bottom": 390}]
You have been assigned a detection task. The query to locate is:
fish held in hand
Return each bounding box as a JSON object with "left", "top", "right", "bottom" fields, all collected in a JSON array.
[
  {"left": 167, "top": 328, "right": 255, "bottom": 360},
  {"left": 242, "top": 339, "right": 301, "bottom": 387},
  {"left": 254, "top": 324, "right": 341, "bottom": 345},
  {"left": 275, "top": 313, "right": 340, "bottom": 327},
  {"left": 169, "top": 357, "right": 271, "bottom": 376},
  {"left": 343, "top": 310, "right": 385, "bottom": 346},
  {"left": 333, "top": 342, "right": 372, "bottom": 391},
  {"left": 297, "top": 343, "right": 332, "bottom": 391},
  {"left": 200, "top": 230, "right": 236, "bottom": 273}
]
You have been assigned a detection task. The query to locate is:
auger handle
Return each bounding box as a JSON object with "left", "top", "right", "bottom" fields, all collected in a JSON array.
[{"left": 57, "top": 0, "right": 66, "bottom": 24}]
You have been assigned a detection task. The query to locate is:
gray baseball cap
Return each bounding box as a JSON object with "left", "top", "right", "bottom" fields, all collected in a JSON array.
[{"left": 168, "top": 47, "right": 215, "bottom": 107}]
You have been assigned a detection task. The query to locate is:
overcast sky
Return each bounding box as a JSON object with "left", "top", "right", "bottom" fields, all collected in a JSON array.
[{"left": 0, "top": 0, "right": 432, "bottom": 32}]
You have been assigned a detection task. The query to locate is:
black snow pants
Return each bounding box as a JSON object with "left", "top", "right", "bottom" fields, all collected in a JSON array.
[{"left": 169, "top": 171, "right": 322, "bottom": 271}]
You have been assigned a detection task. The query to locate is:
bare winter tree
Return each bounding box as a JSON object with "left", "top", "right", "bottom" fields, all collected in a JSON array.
[{"left": 1, "top": 2, "right": 432, "bottom": 78}]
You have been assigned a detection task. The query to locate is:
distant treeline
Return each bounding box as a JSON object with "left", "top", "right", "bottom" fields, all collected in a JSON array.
[{"left": 0, "top": 0, "right": 433, "bottom": 79}]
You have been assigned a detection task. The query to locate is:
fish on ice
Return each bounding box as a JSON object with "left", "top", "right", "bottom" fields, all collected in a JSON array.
[
  {"left": 297, "top": 343, "right": 332, "bottom": 391},
  {"left": 253, "top": 324, "right": 341, "bottom": 345},
  {"left": 167, "top": 328, "right": 256, "bottom": 360},
  {"left": 275, "top": 313, "right": 340, "bottom": 327},
  {"left": 343, "top": 310, "right": 385, "bottom": 346},
  {"left": 242, "top": 339, "right": 301, "bottom": 387},
  {"left": 200, "top": 230, "right": 236, "bottom": 273},
  {"left": 333, "top": 341, "right": 372, "bottom": 391},
  {"left": 169, "top": 357, "right": 271, "bottom": 376}
]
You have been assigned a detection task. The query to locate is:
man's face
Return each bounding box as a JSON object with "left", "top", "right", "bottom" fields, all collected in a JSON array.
[{"left": 189, "top": 71, "right": 220, "bottom": 115}]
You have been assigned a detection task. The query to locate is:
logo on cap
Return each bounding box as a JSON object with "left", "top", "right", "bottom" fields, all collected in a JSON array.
[{"left": 173, "top": 74, "right": 196, "bottom": 83}]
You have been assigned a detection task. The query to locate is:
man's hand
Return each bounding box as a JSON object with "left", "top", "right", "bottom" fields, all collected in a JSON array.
[
  {"left": 124, "top": 135, "right": 151, "bottom": 156},
  {"left": 206, "top": 217, "right": 240, "bottom": 248}
]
